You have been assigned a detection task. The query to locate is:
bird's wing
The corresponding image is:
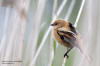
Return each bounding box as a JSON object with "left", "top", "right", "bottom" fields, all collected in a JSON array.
[
  {"left": 57, "top": 30, "right": 91, "bottom": 62},
  {"left": 57, "top": 30, "right": 79, "bottom": 48}
]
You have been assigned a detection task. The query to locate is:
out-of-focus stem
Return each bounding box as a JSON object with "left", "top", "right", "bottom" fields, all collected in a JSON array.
[
  {"left": 30, "top": 0, "right": 68, "bottom": 66},
  {"left": 48, "top": 0, "right": 57, "bottom": 66},
  {"left": 74, "top": 0, "right": 85, "bottom": 27},
  {"left": 62, "top": 0, "right": 85, "bottom": 66}
]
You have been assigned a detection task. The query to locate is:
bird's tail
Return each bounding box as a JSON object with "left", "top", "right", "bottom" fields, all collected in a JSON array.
[
  {"left": 79, "top": 46, "right": 92, "bottom": 63},
  {"left": 76, "top": 34, "right": 92, "bottom": 63}
]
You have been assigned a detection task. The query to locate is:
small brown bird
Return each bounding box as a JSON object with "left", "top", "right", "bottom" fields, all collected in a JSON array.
[{"left": 51, "top": 19, "right": 90, "bottom": 61}]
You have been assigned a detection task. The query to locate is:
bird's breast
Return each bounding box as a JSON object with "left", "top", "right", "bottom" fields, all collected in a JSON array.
[
  {"left": 52, "top": 29, "right": 71, "bottom": 48},
  {"left": 52, "top": 29, "right": 63, "bottom": 44}
]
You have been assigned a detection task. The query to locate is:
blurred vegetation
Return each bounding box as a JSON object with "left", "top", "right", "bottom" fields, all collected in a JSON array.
[{"left": 1, "top": 0, "right": 94, "bottom": 66}]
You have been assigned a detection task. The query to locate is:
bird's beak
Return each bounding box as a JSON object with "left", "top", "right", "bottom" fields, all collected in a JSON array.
[{"left": 51, "top": 24, "right": 55, "bottom": 26}]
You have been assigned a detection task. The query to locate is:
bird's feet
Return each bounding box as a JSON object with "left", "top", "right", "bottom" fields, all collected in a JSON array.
[
  {"left": 64, "top": 52, "right": 69, "bottom": 58},
  {"left": 64, "top": 48, "right": 73, "bottom": 58}
]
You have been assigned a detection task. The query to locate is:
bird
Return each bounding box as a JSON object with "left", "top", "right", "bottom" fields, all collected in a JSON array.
[{"left": 51, "top": 19, "right": 91, "bottom": 61}]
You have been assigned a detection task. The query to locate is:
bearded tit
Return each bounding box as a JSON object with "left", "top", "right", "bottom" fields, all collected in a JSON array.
[{"left": 51, "top": 19, "right": 91, "bottom": 62}]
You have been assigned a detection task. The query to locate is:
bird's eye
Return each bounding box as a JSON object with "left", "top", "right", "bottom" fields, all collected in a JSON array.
[
  {"left": 55, "top": 23, "right": 57, "bottom": 25},
  {"left": 55, "top": 23, "right": 58, "bottom": 25}
]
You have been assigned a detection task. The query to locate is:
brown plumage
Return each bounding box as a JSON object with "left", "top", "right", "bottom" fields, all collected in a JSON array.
[{"left": 51, "top": 19, "right": 91, "bottom": 61}]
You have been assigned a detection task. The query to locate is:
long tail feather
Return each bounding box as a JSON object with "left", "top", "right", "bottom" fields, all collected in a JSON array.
[{"left": 79, "top": 47, "right": 92, "bottom": 63}]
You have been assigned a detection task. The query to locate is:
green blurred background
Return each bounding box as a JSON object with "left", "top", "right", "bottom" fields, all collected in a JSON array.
[{"left": 0, "top": 0, "right": 99, "bottom": 66}]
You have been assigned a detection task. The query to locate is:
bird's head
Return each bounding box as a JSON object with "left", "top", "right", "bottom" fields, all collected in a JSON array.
[
  {"left": 51, "top": 19, "right": 69, "bottom": 29},
  {"left": 51, "top": 19, "right": 77, "bottom": 34}
]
